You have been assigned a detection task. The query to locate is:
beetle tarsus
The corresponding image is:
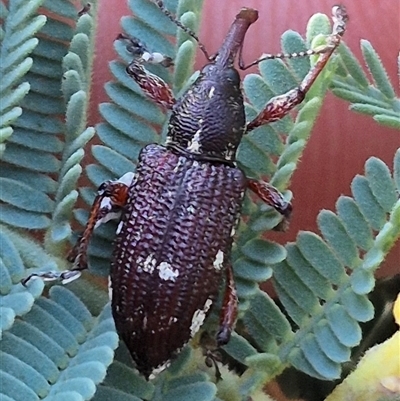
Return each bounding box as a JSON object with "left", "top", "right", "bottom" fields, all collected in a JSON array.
[
  {"left": 22, "top": 268, "right": 82, "bottom": 286},
  {"left": 118, "top": 33, "right": 174, "bottom": 67},
  {"left": 205, "top": 350, "right": 223, "bottom": 382}
]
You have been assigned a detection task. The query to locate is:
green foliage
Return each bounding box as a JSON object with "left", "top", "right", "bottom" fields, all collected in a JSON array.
[
  {"left": 331, "top": 40, "right": 400, "bottom": 129},
  {"left": 0, "top": 285, "right": 118, "bottom": 401},
  {"left": 0, "top": 1, "right": 399, "bottom": 400}
]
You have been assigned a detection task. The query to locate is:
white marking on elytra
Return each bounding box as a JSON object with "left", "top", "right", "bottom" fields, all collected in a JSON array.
[
  {"left": 143, "top": 315, "right": 148, "bottom": 330},
  {"left": 190, "top": 299, "right": 213, "bottom": 337},
  {"left": 186, "top": 129, "right": 201, "bottom": 153},
  {"left": 230, "top": 227, "right": 236, "bottom": 237},
  {"left": 116, "top": 221, "right": 124, "bottom": 234},
  {"left": 157, "top": 262, "right": 179, "bottom": 281},
  {"left": 168, "top": 316, "right": 178, "bottom": 326},
  {"left": 107, "top": 276, "right": 112, "bottom": 300},
  {"left": 149, "top": 360, "right": 171, "bottom": 380},
  {"left": 138, "top": 253, "right": 156, "bottom": 273},
  {"left": 213, "top": 250, "right": 224, "bottom": 270},
  {"left": 187, "top": 204, "right": 195, "bottom": 214},
  {"left": 208, "top": 86, "right": 215, "bottom": 98}
]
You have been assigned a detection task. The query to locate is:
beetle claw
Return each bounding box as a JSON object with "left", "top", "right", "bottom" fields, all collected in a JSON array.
[
  {"left": 205, "top": 350, "right": 223, "bottom": 382},
  {"left": 22, "top": 268, "right": 81, "bottom": 286}
]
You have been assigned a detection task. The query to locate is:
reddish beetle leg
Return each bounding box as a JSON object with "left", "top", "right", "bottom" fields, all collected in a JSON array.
[
  {"left": 215, "top": 179, "right": 292, "bottom": 344},
  {"left": 22, "top": 173, "right": 134, "bottom": 286},
  {"left": 67, "top": 173, "right": 134, "bottom": 268},
  {"left": 246, "top": 5, "right": 348, "bottom": 131},
  {"left": 248, "top": 179, "right": 292, "bottom": 219},
  {"left": 217, "top": 264, "right": 238, "bottom": 346},
  {"left": 126, "top": 61, "right": 175, "bottom": 110}
]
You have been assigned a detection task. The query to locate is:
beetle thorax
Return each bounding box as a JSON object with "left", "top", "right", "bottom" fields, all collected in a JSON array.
[{"left": 166, "top": 64, "right": 245, "bottom": 163}]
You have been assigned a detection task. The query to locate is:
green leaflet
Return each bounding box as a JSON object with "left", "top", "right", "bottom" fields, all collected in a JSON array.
[
  {"left": 222, "top": 332, "right": 258, "bottom": 365},
  {"left": 0, "top": 286, "right": 118, "bottom": 401},
  {"left": 299, "top": 334, "right": 341, "bottom": 379},
  {"left": 91, "top": 145, "right": 137, "bottom": 178},
  {"left": 105, "top": 82, "right": 165, "bottom": 125},
  {"left": 314, "top": 320, "right": 350, "bottom": 363},
  {"left": 258, "top": 155, "right": 398, "bottom": 381},
  {"left": 317, "top": 211, "right": 360, "bottom": 268},
  {"left": 98, "top": 103, "right": 158, "bottom": 145},
  {"left": 0, "top": 0, "right": 96, "bottom": 256},
  {"left": 94, "top": 387, "right": 143, "bottom": 401},
  {"left": 161, "top": 381, "right": 216, "bottom": 401},
  {"left": 351, "top": 175, "right": 387, "bottom": 231},
  {"left": 0, "top": 177, "right": 54, "bottom": 213},
  {"left": 365, "top": 157, "right": 397, "bottom": 212},
  {"left": 332, "top": 41, "right": 400, "bottom": 129}
]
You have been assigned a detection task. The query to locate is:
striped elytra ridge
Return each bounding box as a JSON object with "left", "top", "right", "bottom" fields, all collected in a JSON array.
[{"left": 110, "top": 144, "right": 246, "bottom": 378}]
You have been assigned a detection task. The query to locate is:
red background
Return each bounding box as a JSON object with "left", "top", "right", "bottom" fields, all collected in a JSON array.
[{"left": 89, "top": 0, "right": 399, "bottom": 277}]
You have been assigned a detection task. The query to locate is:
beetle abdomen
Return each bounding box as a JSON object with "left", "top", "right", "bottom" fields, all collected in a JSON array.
[{"left": 110, "top": 143, "right": 246, "bottom": 378}]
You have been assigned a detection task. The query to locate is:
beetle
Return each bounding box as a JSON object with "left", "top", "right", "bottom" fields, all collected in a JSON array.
[{"left": 23, "top": 3, "right": 348, "bottom": 380}]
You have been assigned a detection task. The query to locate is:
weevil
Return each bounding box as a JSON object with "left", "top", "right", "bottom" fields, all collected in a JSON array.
[{"left": 23, "top": 3, "right": 348, "bottom": 380}]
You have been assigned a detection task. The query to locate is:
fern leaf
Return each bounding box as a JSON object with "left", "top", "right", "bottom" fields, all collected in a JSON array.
[
  {"left": 234, "top": 154, "right": 399, "bottom": 382},
  {"left": 0, "top": 0, "right": 46, "bottom": 156},
  {"left": 332, "top": 41, "right": 400, "bottom": 129},
  {"left": 0, "top": 1, "right": 95, "bottom": 239},
  {"left": 44, "top": 8, "right": 97, "bottom": 257},
  {"left": 0, "top": 225, "right": 55, "bottom": 335},
  {"left": 0, "top": 285, "right": 118, "bottom": 400}
]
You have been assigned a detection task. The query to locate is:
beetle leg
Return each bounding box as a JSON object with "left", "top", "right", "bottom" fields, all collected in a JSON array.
[
  {"left": 216, "top": 264, "right": 238, "bottom": 346},
  {"left": 67, "top": 174, "right": 134, "bottom": 268},
  {"left": 22, "top": 172, "right": 135, "bottom": 286},
  {"left": 246, "top": 5, "right": 347, "bottom": 131},
  {"left": 205, "top": 350, "right": 223, "bottom": 382},
  {"left": 248, "top": 179, "right": 292, "bottom": 219},
  {"left": 126, "top": 60, "right": 175, "bottom": 109},
  {"left": 117, "top": 33, "right": 174, "bottom": 68}
]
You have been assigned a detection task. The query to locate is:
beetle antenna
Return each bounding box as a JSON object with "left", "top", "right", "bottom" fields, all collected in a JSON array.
[
  {"left": 239, "top": 4, "right": 348, "bottom": 70},
  {"left": 151, "top": 0, "right": 210, "bottom": 60}
]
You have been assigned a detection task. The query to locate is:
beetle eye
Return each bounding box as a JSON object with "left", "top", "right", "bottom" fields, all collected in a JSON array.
[{"left": 223, "top": 68, "right": 240, "bottom": 84}]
